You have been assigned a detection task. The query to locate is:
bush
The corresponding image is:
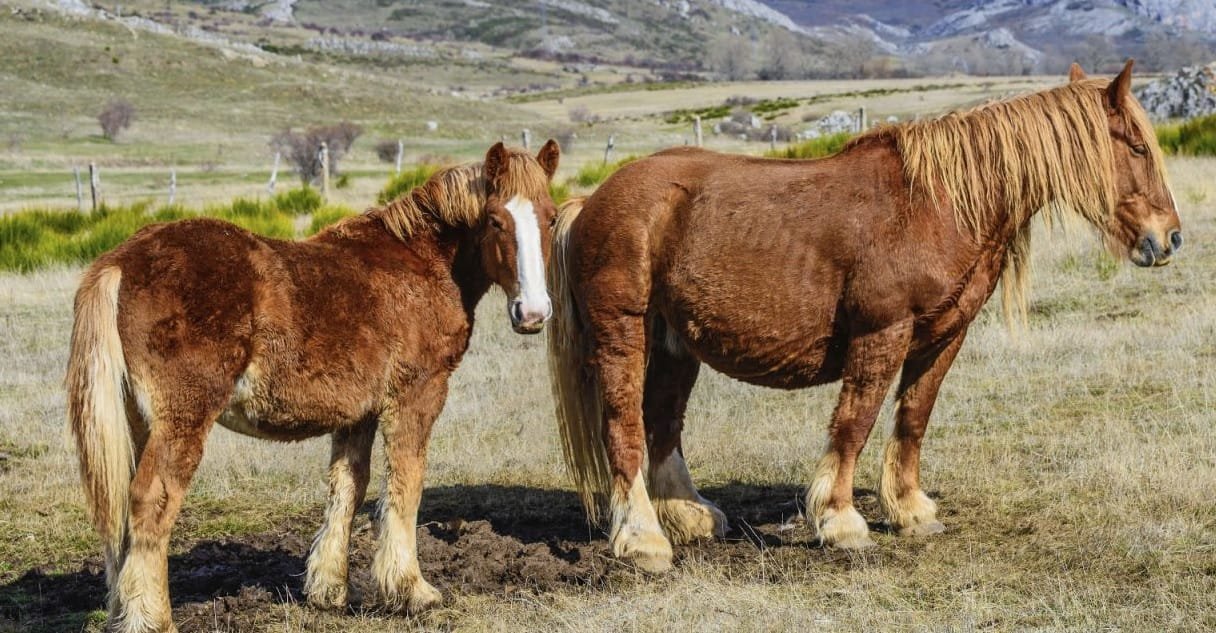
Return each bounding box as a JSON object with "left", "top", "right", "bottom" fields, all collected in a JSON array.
[
  {"left": 1156, "top": 114, "right": 1216, "bottom": 156},
  {"left": 767, "top": 132, "right": 854, "bottom": 159},
  {"left": 98, "top": 99, "right": 136, "bottom": 140},
  {"left": 270, "top": 121, "right": 364, "bottom": 184},
  {"left": 378, "top": 164, "right": 439, "bottom": 205},
  {"left": 375, "top": 139, "right": 401, "bottom": 163}
]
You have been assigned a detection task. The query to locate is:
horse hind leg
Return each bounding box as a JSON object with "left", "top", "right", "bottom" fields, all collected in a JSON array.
[
  {"left": 808, "top": 323, "right": 911, "bottom": 549},
  {"left": 111, "top": 395, "right": 223, "bottom": 633},
  {"left": 306, "top": 417, "right": 377, "bottom": 610},
  {"left": 644, "top": 331, "right": 726, "bottom": 544},
  {"left": 879, "top": 336, "right": 965, "bottom": 537}
]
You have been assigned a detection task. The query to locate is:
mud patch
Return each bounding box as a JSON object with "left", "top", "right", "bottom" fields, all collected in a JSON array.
[{"left": 0, "top": 482, "right": 896, "bottom": 632}]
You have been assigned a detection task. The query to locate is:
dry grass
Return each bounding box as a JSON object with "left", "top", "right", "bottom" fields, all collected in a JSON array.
[{"left": 1, "top": 159, "right": 1214, "bottom": 632}]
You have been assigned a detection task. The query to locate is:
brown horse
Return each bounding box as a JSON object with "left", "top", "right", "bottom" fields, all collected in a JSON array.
[
  {"left": 548, "top": 61, "right": 1181, "bottom": 572},
  {"left": 67, "top": 141, "right": 560, "bottom": 632}
]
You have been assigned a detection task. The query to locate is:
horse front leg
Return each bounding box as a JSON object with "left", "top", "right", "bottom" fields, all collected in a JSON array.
[
  {"left": 808, "top": 322, "right": 912, "bottom": 549},
  {"left": 305, "top": 417, "right": 377, "bottom": 610},
  {"left": 596, "top": 311, "right": 673, "bottom": 572},
  {"left": 880, "top": 332, "right": 967, "bottom": 537},
  {"left": 370, "top": 375, "right": 447, "bottom": 613}
]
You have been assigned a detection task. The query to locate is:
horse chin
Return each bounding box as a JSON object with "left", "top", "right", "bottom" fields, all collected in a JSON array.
[{"left": 511, "top": 321, "right": 545, "bottom": 335}]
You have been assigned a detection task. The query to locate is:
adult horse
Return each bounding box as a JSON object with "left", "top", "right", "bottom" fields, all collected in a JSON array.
[
  {"left": 67, "top": 141, "right": 560, "bottom": 632},
  {"left": 548, "top": 61, "right": 1181, "bottom": 572}
]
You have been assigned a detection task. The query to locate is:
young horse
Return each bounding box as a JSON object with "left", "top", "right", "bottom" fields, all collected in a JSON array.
[
  {"left": 548, "top": 61, "right": 1182, "bottom": 572},
  {"left": 67, "top": 141, "right": 560, "bottom": 632}
]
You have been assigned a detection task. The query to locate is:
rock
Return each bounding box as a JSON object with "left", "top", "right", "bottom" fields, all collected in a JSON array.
[{"left": 1134, "top": 62, "right": 1216, "bottom": 121}]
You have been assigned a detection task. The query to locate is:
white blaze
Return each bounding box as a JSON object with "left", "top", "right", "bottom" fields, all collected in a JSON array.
[{"left": 505, "top": 195, "right": 549, "bottom": 319}]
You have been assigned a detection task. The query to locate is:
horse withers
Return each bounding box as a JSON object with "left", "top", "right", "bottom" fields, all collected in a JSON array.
[
  {"left": 66, "top": 141, "right": 560, "bottom": 632},
  {"left": 548, "top": 61, "right": 1181, "bottom": 572}
]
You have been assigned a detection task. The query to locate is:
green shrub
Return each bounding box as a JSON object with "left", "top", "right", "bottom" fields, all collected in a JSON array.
[
  {"left": 1156, "top": 114, "right": 1216, "bottom": 156},
  {"left": 378, "top": 164, "right": 439, "bottom": 205},
  {"left": 549, "top": 180, "right": 571, "bottom": 206},
  {"left": 572, "top": 156, "right": 638, "bottom": 188},
  {"left": 272, "top": 186, "right": 322, "bottom": 216},
  {"left": 211, "top": 198, "right": 295, "bottom": 239},
  {"left": 307, "top": 205, "right": 357, "bottom": 235},
  {"left": 766, "top": 132, "right": 854, "bottom": 159}
]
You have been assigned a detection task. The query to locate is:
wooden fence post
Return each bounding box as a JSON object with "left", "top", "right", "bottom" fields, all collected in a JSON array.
[
  {"left": 694, "top": 116, "right": 703, "bottom": 147},
  {"left": 521, "top": 129, "right": 531, "bottom": 150},
  {"left": 603, "top": 134, "right": 615, "bottom": 166},
  {"left": 89, "top": 162, "right": 99, "bottom": 212},
  {"left": 857, "top": 106, "right": 867, "bottom": 133},
  {"left": 319, "top": 142, "right": 330, "bottom": 201},
  {"left": 168, "top": 168, "right": 176, "bottom": 206},
  {"left": 267, "top": 151, "right": 280, "bottom": 195},
  {"left": 73, "top": 166, "right": 83, "bottom": 213},
  {"left": 394, "top": 139, "right": 404, "bottom": 174},
  {"left": 769, "top": 126, "right": 777, "bottom": 151}
]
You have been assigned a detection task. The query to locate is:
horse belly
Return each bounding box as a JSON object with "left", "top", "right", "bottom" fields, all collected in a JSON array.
[{"left": 215, "top": 363, "right": 366, "bottom": 441}]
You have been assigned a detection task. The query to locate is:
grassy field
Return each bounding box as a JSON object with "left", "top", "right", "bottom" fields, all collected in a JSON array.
[{"left": 0, "top": 157, "right": 1213, "bottom": 632}]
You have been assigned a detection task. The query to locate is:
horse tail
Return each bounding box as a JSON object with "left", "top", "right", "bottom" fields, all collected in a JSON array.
[
  {"left": 66, "top": 265, "right": 133, "bottom": 583},
  {"left": 548, "top": 197, "right": 612, "bottom": 524}
]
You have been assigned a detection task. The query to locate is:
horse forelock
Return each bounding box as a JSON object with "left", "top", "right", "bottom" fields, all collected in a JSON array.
[
  {"left": 373, "top": 149, "right": 550, "bottom": 242},
  {"left": 873, "top": 79, "right": 1165, "bottom": 326}
]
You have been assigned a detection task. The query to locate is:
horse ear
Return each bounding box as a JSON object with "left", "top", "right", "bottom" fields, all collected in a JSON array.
[
  {"left": 1107, "top": 59, "right": 1134, "bottom": 110},
  {"left": 1068, "top": 62, "right": 1086, "bottom": 82},
  {"left": 483, "top": 142, "right": 508, "bottom": 191},
  {"left": 536, "top": 139, "right": 560, "bottom": 181}
]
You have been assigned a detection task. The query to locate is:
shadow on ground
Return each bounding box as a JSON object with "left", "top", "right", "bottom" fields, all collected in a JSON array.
[{"left": 0, "top": 482, "right": 833, "bottom": 632}]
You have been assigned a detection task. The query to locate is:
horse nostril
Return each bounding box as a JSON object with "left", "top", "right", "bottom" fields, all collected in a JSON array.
[
  {"left": 1168, "top": 230, "right": 1183, "bottom": 253},
  {"left": 511, "top": 301, "right": 524, "bottom": 324}
]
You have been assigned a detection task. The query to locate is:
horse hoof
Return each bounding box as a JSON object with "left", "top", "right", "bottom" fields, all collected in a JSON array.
[
  {"left": 305, "top": 581, "right": 349, "bottom": 611},
  {"left": 898, "top": 521, "right": 946, "bottom": 537},
  {"left": 657, "top": 498, "right": 728, "bottom": 544},
  {"left": 407, "top": 580, "right": 443, "bottom": 613},
  {"left": 615, "top": 529, "right": 674, "bottom": 573},
  {"left": 830, "top": 534, "right": 877, "bottom": 550}
]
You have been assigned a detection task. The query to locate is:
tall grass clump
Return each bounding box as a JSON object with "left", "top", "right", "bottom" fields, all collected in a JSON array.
[
  {"left": 307, "top": 205, "right": 357, "bottom": 235},
  {"left": 766, "top": 131, "right": 854, "bottom": 159},
  {"left": 378, "top": 164, "right": 439, "bottom": 205},
  {"left": 573, "top": 156, "right": 638, "bottom": 188},
  {"left": 271, "top": 186, "right": 323, "bottom": 216},
  {"left": 1156, "top": 114, "right": 1216, "bottom": 156}
]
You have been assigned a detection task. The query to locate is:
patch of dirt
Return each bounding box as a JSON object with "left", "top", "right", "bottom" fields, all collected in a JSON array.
[{"left": 0, "top": 482, "right": 897, "bottom": 632}]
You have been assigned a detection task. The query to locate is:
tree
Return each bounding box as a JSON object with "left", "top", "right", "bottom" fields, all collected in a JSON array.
[
  {"left": 1076, "top": 34, "right": 1116, "bottom": 74},
  {"left": 758, "top": 29, "right": 802, "bottom": 80},
  {"left": 98, "top": 99, "right": 136, "bottom": 140},
  {"left": 270, "top": 122, "right": 363, "bottom": 185},
  {"left": 709, "top": 34, "right": 754, "bottom": 81}
]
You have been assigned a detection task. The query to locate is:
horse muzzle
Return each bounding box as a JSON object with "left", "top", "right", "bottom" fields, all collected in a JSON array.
[
  {"left": 509, "top": 297, "right": 551, "bottom": 334},
  {"left": 1130, "top": 230, "right": 1181, "bottom": 268}
]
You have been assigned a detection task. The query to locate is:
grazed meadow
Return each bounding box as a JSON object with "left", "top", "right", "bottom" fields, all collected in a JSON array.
[{"left": 0, "top": 155, "right": 1213, "bottom": 631}]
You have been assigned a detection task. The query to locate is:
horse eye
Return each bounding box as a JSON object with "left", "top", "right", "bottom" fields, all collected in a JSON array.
[
  {"left": 548, "top": 217, "right": 557, "bottom": 229},
  {"left": 489, "top": 215, "right": 504, "bottom": 230},
  {"left": 1131, "top": 144, "right": 1149, "bottom": 156}
]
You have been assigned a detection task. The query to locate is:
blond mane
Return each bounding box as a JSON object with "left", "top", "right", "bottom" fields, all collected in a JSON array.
[
  {"left": 369, "top": 150, "right": 551, "bottom": 241},
  {"left": 861, "top": 79, "right": 1167, "bottom": 324}
]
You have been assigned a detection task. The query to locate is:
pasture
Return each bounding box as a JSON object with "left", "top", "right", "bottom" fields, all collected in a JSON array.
[{"left": 0, "top": 156, "right": 1213, "bottom": 632}]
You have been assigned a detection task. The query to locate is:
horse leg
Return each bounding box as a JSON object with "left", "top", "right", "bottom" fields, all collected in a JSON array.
[
  {"left": 371, "top": 376, "right": 446, "bottom": 613},
  {"left": 305, "top": 417, "right": 377, "bottom": 610},
  {"left": 110, "top": 402, "right": 219, "bottom": 633},
  {"left": 880, "top": 333, "right": 966, "bottom": 537},
  {"left": 807, "top": 323, "right": 912, "bottom": 549},
  {"left": 594, "top": 310, "right": 673, "bottom": 572},
  {"left": 644, "top": 344, "right": 726, "bottom": 544}
]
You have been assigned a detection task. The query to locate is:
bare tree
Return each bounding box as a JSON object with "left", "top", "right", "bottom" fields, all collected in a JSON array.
[
  {"left": 758, "top": 29, "right": 802, "bottom": 80},
  {"left": 98, "top": 99, "right": 136, "bottom": 141},
  {"left": 374, "top": 139, "right": 399, "bottom": 163},
  {"left": 1076, "top": 34, "right": 1116, "bottom": 74},
  {"left": 271, "top": 122, "right": 364, "bottom": 185},
  {"left": 1143, "top": 31, "right": 1215, "bottom": 72},
  {"left": 568, "top": 105, "right": 600, "bottom": 124},
  {"left": 709, "top": 34, "right": 754, "bottom": 81}
]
